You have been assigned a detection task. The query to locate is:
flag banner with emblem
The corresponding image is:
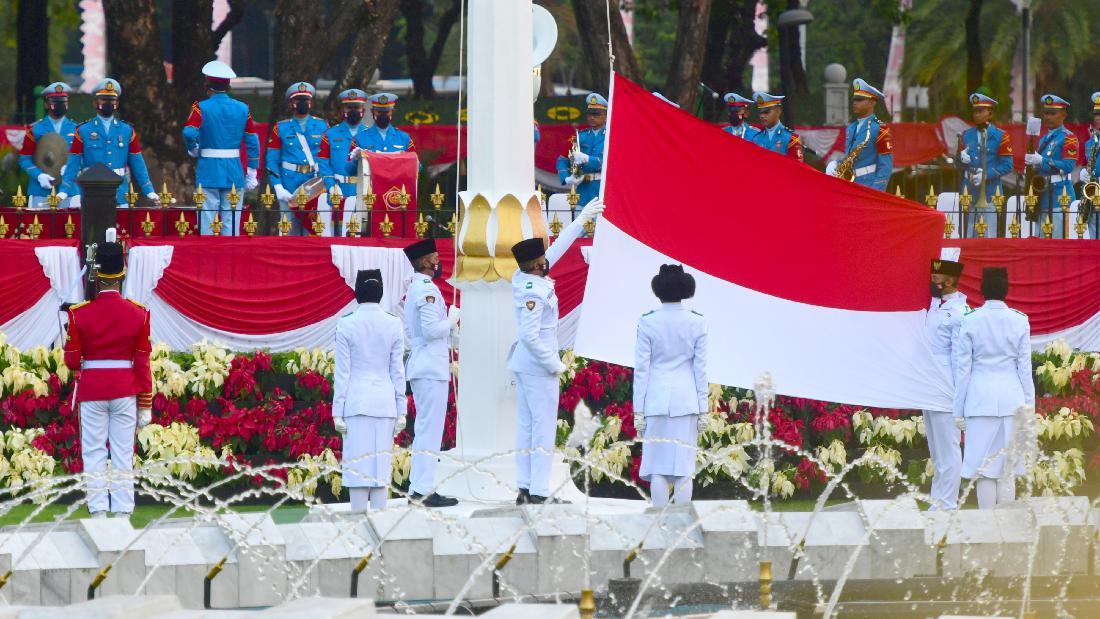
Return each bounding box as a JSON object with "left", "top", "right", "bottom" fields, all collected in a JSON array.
[
  {"left": 575, "top": 73, "right": 953, "bottom": 410},
  {"left": 359, "top": 151, "right": 419, "bottom": 237}
]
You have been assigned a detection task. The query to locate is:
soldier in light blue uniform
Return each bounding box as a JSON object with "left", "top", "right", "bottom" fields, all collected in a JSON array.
[
  {"left": 19, "top": 82, "right": 78, "bottom": 209},
  {"left": 555, "top": 93, "right": 606, "bottom": 208},
  {"left": 1078, "top": 93, "right": 1100, "bottom": 239},
  {"left": 827, "top": 78, "right": 893, "bottom": 191},
  {"left": 266, "top": 82, "right": 329, "bottom": 235},
  {"left": 318, "top": 89, "right": 368, "bottom": 235},
  {"left": 57, "top": 79, "right": 157, "bottom": 208},
  {"left": 183, "top": 61, "right": 261, "bottom": 236},
  {"left": 1024, "top": 94, "right": 1078, "bottom": 238},
  {"left": 345, "top": 93, "right": 416, "bottom": 169},
  {"left": 750, "top": 93, "right": 803, "bottom": 162},
  {"left": 958, "top": 93, "right": 1014, "bottom": 238},
  {"left": 722, "top": 93, "right": 760, "bottom": 141}
]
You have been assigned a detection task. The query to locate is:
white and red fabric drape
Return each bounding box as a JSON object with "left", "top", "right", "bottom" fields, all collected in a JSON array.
[{"left": 0, "top": 241, "right": 82, "bottom": 349}]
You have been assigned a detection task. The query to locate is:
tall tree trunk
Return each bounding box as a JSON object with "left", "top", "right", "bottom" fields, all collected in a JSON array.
[
  {"left": 725, "top": 0, "right": 766, "bottom": 95},
  {"left": 401, "top": 0, "right": 435, "bottom": 99},
  {"left": 16, "top": 0, "right": 50, "bottom": 124},
  {"left": 664, "top": 0, "right": 714, "bottom": 110},
  {"left": 321, "top": 0, "right": 402, "bottom": 119},
  {"left": 171, "top": 0, "right": 215, "bottom": 118},
  {"left": 965, "top": 0, "right": 984, "bottom": 94},
  {"left": 103, "top": 0, "right": 189, "bottom": 193},
  {"left": 701, "top": 0, "right": 734, "bottom": 96},
  {"left": 570, "top": 0, "right": 642, "bottom": 93}
]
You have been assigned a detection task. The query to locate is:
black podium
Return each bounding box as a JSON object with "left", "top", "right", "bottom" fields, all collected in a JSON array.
[{"left": 76, "top": 163, "right": 122, "bottom": 298}]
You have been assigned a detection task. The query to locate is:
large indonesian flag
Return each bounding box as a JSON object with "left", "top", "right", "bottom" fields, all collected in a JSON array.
[{"left": 576, "top": 74, "right": 953, "bottom": 411}]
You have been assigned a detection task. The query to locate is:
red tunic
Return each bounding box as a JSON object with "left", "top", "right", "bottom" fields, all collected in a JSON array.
[{"left": 64, "top": 291, "right": 153, "bottom": 408}]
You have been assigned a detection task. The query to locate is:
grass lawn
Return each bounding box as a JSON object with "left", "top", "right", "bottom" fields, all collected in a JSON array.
[{"left": 0, "top": 503, "right": 311, "bottom": 529}]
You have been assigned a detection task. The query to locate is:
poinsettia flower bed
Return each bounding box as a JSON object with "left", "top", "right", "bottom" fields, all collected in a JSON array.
[{"left": 0, "top": 335, "right": 1095, "bottom": 502}]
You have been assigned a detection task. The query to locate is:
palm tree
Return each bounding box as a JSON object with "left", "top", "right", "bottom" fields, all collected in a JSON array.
[{"left": 903, "top": 0, "right": 1096, "bottom": 115}]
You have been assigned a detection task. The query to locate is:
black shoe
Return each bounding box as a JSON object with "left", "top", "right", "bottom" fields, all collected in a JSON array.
[
  {"left": 410, "top": 492, "right": 459, "bottom": 508},
  {"left": 528, "top": 494, "right": 570, "bottom": 505},
  {"left": 516, "top": 489, "right": 531, "bottom": 505}
]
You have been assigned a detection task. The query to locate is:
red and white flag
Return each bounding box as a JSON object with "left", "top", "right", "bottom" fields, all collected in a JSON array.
[{"left": 575, "top": 74, "right": 952, "bottom": 410}]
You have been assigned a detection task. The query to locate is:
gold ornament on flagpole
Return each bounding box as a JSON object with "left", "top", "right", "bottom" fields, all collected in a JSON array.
[
  {"left": 943, "top": 218, "right": 955, "bottom": 239},
  {"left": 566, "top": 183, "right": 580, "bottom": 210},
  {"left": 346, "top": 215, "right": 361, "bottom": 237},
  {"left": 294, "top": 185, "right": 308, "bottom": 210},
  {"left": 140, "top": 212, "right": 155, "bottom": 236},
  {"left": 447, "top": 212, "right": 457, "bottom": 237},
  {"left": 277, "top": 213, "right": 292, "bottom": 236},
  {"left": 894, "top": 185, "right": 903, "bottom": 199},
  {"left": 364, "top": 190, "right": 377, "bottom": 210},
  {"left": 158, "top": 182, "right": 174, "bottom": 207},
  {"left": 310, "top": 214, "right": 326, "bottom": 236},
  {"left": 992, "top": 184, "right": 1006, "bottom": 214},
  {"left": 193, "top": 184, "right": 207, "bottom": 210},
  {"left": 0, "top": 216, "right": 8, "bottom": 239},
  {"left": 1024, "top": 183, "right": 1039, "bottom": 219},
  {"left": 125, "top": 182, "right": 139, "bottom": 209},
  {"left": 396, "top": 185, "right": 411, "bottom": 210},
  {"left": 46, "top": 185, "right": 60, "bottom": 210},
  {"left": 1074, "top": 214, "right": 1088, "bottom": 239},
  {"left": 414, "top": 213, "right": 429, "bottom": 239},
  {"left": 64, "top": 215, "right": 75, "bottom": 239},
  {"left": 210, "top": 213, "right": 224, "bottom": 236},
  {"left": 1008, "top": 214, "right": 1021, "bottom": 238},
  {"left": 1058, "top": 185, "right": 1071, "bottom": 239},
  {"left": 244, "top": 212, "right": 258, "bottom": 236},
  {"left": 974, "top": 214, "right": 988, "bottom": 238},
  {"left": 1041, "top": 214, "right": 1054, "bottom": 239},
  {"left": 959, "top": 184, "right": 972, "bottom": 213},
  {"left": 582, "top": 216, "right": 596, "bottom": 236},
  {"left": 549, "top": 213, "right": 563, "bottom": 236}
]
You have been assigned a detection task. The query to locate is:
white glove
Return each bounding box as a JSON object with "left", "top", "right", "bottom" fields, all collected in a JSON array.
[
  {"left": 564, "top": 174, "right": 583, "bottom": 187},
  {"left": 187, "top": 146, "right": 199, "bottom": 158},
  {"left": 56, "top": 192, "right": 69, "bottom": 201},
  {"left": 349, "top": 147, "right": 363, "bottom": 160},
  {"left": 333, "top": 417, "right": 347, "bottom": 435},
  {"left": 138, "top": 409, "right": 152, "bottom": 428},
  {"left": 245, "top": 168, "right": 259, "bottom": 191},
  {"left": 37, "top": 173, "right": 55, "bottom": 190},
  {"left": 634, "top": 413, "right": 646, "bottom": 435},
  {"left": 69, "top": 195, "right": 81, "bottom": 209},
  {"left": 146, "top": 192, "right": 161, "bottom": 206},
  {"left": 954, "top": 417, "right": 966, "bottom": 432},
  {"left": 1024, "top": 153, "right": 1043, "bottom": 166},
  {"left": 959, "top": 150, "right": 972, "bottom": 165},
  {"left": 448, "top": 305, "right": 461, "bottom": 329},
  {"left": 394, "top": 411, "right": 407, "bottom": 436},
  {"left": 571, "top": 150, "right": 590, "bottom": 165},
  {"left": 1080, "top": 168, "right": 1092, "bottom": 183},
  {"left": 969, "top": 169, "right": 983, "bottom": 186},
  {"left": 579, "top": 197, "right": 606, "bottom": 222},
  {"left": 552, "top": 359, "right": 567, "bottom": 376},
  {"left": 825, "top": 160, "right": 838, "bottom": 176},
  {"left": 274, "top": 184, "right": 294, "bottom": 202}
]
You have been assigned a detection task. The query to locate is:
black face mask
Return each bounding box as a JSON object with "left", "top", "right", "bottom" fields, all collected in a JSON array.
[
  {"left": 49, "top": 102, "right": 67, "bottom": 118},
  {"left": 433, "top": 262, "right": 444, "bottom": 279},
  {"left": 728, "top": 112, "right": 743, "bottom": 126},
  {"left": 346, "top": 110, "right": 363, "bottom": 125},
  {"left": 929, "top": 282, "right": 944, "bottom": 298},
  {"left": 293, "top": 99, "right": 311, "bottom": 115},
  {"left": 98, "top": 102, "right": 116, "bottom": 117},
  {"left": 374, "top": 113, "right": 391, "bottom": 129}
]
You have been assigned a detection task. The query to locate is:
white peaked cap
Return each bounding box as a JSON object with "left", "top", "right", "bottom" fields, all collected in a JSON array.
[{"left": 202, "top": 60, "right": 237, "bottom": 80}]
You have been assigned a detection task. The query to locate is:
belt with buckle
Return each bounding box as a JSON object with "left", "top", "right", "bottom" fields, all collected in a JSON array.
[
  {"left": 1046, "top": 174, "right": 1068, "bottom": 183},
  {"left": 200, "top": 148, "right": 240, "bottom": 158},
  {"left": 582, "top": 173, "right": 602, "bottom": 183},
  {"left": 83, "top": 359, "right": 133, "bottom": 370},
  {"left": 282, "top": 162, "right": 316, "bottom": 174},
  {"left": 854, "top": 165, "right": 876, "bottom": 177}
]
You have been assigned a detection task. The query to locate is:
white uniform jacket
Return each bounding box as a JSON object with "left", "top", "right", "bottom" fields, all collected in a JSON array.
[
  {"left": 925, "top": 291, "right": 968, "bottom": 410},
  {"left": 403, "top": 276, "right": 450, "bottom": 381},
  {"left": 633, "top": 303, "right": 708, "bottom": 417},
  {"left": 952, "top": 300, "right": 1035, "bottom": 419},
  {"left": 332, "top": 303, "right": 406, "bottom": 419},
  {"left": 506, "top": 217, "right": 589, "bottom": 378}
]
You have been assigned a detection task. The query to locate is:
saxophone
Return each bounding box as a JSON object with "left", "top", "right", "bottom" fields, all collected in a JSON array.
[
  {"left": 834, "top": 131, "right": 871, "bottom": 182},
  {"left": 1082, "top": 135, "right": 1100, "bottom": 215}
]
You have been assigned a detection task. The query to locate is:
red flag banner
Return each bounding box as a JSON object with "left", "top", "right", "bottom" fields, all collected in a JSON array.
[
  {"left": 362, "top": 151, "right": 420, "bottom": 238},
  {"left": 576, "top": 74, "right": 954, "bottom": 410}
]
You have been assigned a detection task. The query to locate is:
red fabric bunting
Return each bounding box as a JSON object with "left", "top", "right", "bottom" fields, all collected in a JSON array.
[{"left": 0, "top": 240, "right": 76, "bottom": 324}]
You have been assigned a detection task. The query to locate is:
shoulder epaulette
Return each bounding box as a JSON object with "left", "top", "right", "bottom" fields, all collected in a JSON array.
[
  {"left": 642, "top": 310, "right": 655, "bottom": 317},
  {"left": 125, "top": 298, "right": 146, "bottom": 310},
  {"left": 691, "top": 310, "right": 704, "bottom": 317},
  {"left": 964, "top": 306, "right": 977, "bottom": 316},
  {"left": 423, "top": 278, "right": 431, "bottom": 284},
  {"left": 340, "top": 311, "right": 353, "bottom": 318},
  {"left": 68, "top": 300, "right": 91, "bottom": 311}
]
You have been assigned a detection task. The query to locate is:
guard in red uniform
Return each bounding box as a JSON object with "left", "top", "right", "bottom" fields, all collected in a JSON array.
[{"left": 63, "top": 232, "right": 153, "bottom": 517}]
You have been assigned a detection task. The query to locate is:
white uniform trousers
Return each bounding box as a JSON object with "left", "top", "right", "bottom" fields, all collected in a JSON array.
[
  {"left": 342, "top": 416, "right": 396, "bottom": 488},
  {"left": 80, "top": 396, "right": 137, "bottom": 514},
  {"left": 962, "top": 416, "right": 1021, "bottom": 480},
  {"left": 921, "top": 410, "right": 961, "bottom": 510},
  {"left": 337, "top": 196, "right": 361, "bottom": 237},
  {"left": 639, "top": 414, "right": 699, "bottom": 482},
  {"left": 514, "top": 372, "right": 559, "bottom": 497},
  {"left": 409, "top": 378, "right": 449, "bottom": 496}
]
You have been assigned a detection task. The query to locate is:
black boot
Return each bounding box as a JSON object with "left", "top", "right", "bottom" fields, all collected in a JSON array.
[
  {"left": 516, "top": 488, "right": 531, "bottom": 505},
  {"left": 410, "top": 492, "right": 459, "bottom": 508}
]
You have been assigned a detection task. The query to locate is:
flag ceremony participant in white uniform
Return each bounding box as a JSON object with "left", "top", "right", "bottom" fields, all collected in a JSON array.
[
  {"left": 922, "top": 258, "right": 967, "bottom": 511},
  {"left": 509, "top": 198, "right": 606, "bottom": 505},
  {"left": 633, "top": 264, "right": 708, "bottom": 507},
  {"left": 402, "top": 239, "right": 460, "bottom": 507},
  {"left": 953, "top": 267, "right": 1035, "bottom": 509},
  {"left": 332, "top": 270, "right": 407, "bottom": 511}
]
